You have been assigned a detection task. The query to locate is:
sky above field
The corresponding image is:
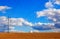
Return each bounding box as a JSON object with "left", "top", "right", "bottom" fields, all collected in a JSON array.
[{"left": 0, "top": 0, "right": 60, "bottom": 32}]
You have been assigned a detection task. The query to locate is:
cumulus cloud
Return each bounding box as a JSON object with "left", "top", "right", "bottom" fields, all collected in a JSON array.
[
  {"left": 9, "top": 18, "right": 17, "bottom": 26},
  {"left": 17, "top": 18, "right": 33, "bottom": 26},
  {"left": 36, "top": 0, "right": 60, "bottom": 32},
  {"left": 0, "top": 6, "right": 11, "bottom": 13},
  {"left": 0, "top": 16, "right": 33, "bottom": 26},
  {"left": 0, "top": 16, "right": 34, "bottom": 32},
  {"left": 47, "top": 0, "right": 60, "bottom": 5},
  {"left": 32, "top": 22, "right": 55, "bottom": 30},
  {"left": 0, "top": 16, "right": 8, "bottom": 25},
  {"left": 54, "top": 0, "right": 60, "bottom": 5},
  {"left": 35, "top": 22, "right": 54, "bottom": 26},
  {"left": 37, "top": 0, "right": 60, "bottom": 23},
  {"left": 0, "top": 16, "right": 57, "bottom": 32},
  {"left": 37, "top": 8, "right": 60, "bottom": 22},
  {"left": 45, "top": 2, "right": 53, "bottom": 8}
]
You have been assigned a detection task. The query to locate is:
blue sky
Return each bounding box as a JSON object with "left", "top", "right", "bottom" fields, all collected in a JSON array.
[
  {"left": 0, "top": 0, "right": 60, "bottom": 32},
  {"left": 0, "top": 0, "right": 49, "bottom": 23}
]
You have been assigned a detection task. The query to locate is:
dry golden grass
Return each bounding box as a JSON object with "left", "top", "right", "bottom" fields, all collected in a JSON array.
[{"left": 0, "top": 33, "right": 60, "bottom": 39}]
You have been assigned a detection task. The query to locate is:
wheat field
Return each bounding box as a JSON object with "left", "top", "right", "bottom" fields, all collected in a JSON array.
[{"left": 0, "top": 33, "right": 60, "bottom": 39}]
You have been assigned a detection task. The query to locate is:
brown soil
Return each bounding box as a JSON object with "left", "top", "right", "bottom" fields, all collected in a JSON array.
[{"left": 0, "top": 33, "right": 60, "bottom": 39}]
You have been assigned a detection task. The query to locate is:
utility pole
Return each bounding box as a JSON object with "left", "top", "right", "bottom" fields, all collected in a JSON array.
[{"left": 8, "top": 16, "right": 9, "bottom": 33}]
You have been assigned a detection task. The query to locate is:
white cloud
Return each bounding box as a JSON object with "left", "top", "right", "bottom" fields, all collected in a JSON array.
[
  {"left": 45, "top": 2, "right": 53, "bottom": 8},
  {"left": 35, "top": 22, "right": 44, "bottom": 26},
  {"left": 34, "top": 22, "right": 54, "bottom": 26},
  {"left": 34, "top": 22, "right": 55, "bottom": 29},
  {"left": 37, "top": 8, "right": 60, "bottom": 22},
  {"left": 37, "top": 11, "right": 45, "bottom": 18},
  {"left": 17, "top": 18, "right": 24, "bottom": 26},
  {"left": 23, "top": 21, "right": 33, "bottom": 26},
  {"left": 0, "top": 16, "right": 56, "bottom": 32},
  {"left": 0, "top": 6, "right": 11, "bottom": 13},
  {"left": 36, "top": 0, "right": 60, "bottom": 32},
  {"left": 37, "top": 8, "right": 57, "bottom": 18},
  {"left": 54, "top": 0, "right": 60, "bottom": 5},
  {"left": 17, "top": 18, "right": 33, "bottom": 26},
  {"left": 0, "top": 16, "right": 34, "bottom": 32},
  {"left": 9, "top": 18, "right": 17, "bottom": 26},
  {"left": 0, "top": 16, "right": 8, "bottom": 25},
  {"left": 35, "top": 22, "right": 54, "bottom": 26},
  {"left": 0, "top": 16, "right": 34, "bottom": 26}
]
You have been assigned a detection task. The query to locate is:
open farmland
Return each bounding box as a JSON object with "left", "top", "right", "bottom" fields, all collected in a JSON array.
[{"left": 0, "top": 33, "right": 60, "bottom": 39}]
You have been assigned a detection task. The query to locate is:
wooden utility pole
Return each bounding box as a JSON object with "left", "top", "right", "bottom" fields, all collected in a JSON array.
[{"left": 8, "top": 16, "right": 9, "bottom": 33}]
